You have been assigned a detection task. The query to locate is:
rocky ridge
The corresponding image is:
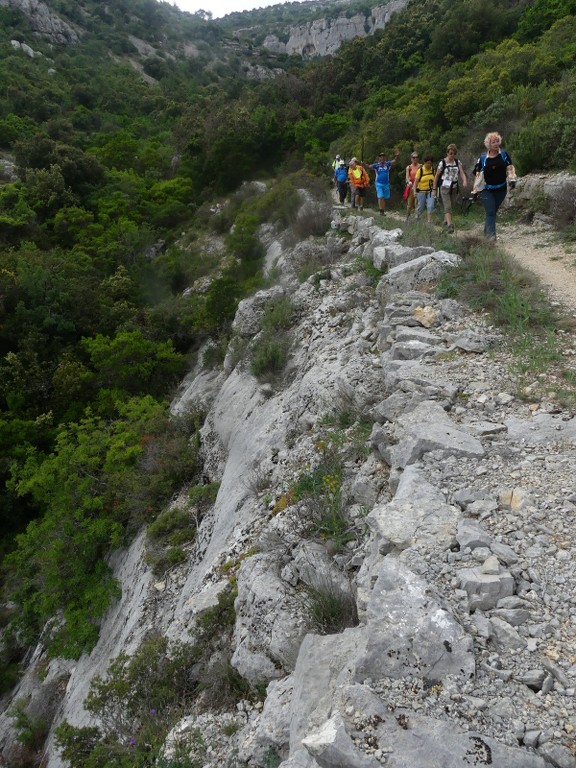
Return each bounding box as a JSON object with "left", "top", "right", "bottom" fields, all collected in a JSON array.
[
  {"left": 261, "top": 0, "right": 407, "bottom": 58},
  {"left": 2, "top": 201, "right": 576, "bottom": 768}
]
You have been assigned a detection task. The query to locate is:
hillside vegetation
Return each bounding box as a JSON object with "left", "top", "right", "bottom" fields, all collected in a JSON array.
[{"left": 0, "top": 0, "right": 575, "bottom": 690}]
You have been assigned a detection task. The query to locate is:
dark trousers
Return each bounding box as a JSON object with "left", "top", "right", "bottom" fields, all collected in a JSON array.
[
  {"left": 336, "top": 181, "right": 348, "bottom": 204},
  {"left": 480, "top": 186, "right": 507, "bottom": 238}
]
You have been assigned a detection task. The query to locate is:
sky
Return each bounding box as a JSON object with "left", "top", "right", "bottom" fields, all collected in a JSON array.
[{"left": 173, "top": 0, "right": 284, "bottom": 19}]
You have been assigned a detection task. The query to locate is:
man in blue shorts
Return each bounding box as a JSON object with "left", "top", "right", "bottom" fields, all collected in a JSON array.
[{"left": 370, "top": 148, "right": 400, "bottom": 215}]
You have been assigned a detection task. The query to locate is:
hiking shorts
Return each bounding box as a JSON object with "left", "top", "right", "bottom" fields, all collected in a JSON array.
[
  {"left": 376, "top": 182, "right": 391, "bottom": 200},
  {"left": 354, "top": 186, "right": 367, "bottom": 199},
  {"left": 440, "top": 185, "right": 456, "bottom": 212}
]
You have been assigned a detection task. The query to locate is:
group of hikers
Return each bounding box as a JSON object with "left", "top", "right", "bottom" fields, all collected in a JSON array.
[{"left": 332, "top": 132, "right": 517, "bottom": 240}]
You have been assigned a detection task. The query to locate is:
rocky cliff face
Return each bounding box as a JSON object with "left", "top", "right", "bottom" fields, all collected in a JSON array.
[
  {"left": 261, "top": 0, "right": 407, "bottom": 58},
  {"left": 0, "top": 0, "right": 79, "bottom": 45},
  {"left": 2, "top": 190, "right": 576, "bottom": 768}
]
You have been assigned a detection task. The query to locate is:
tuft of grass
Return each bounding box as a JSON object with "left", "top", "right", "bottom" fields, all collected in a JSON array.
[
  {"left": 250, "top": 295, "right": 295, "bottom": 381},
  {"left": 302, "top": 578, "right": 359, "bottom": 635},
  {"left": 434, "top": 236, "right": 576, "bottom": 407},
  {"left": 438, "top": 242, "right": 558, "bottom": 332}
]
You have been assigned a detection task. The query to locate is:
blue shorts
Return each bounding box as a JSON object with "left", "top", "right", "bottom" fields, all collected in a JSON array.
[{"left": 376, "top": 182, "right": 391, "bottom": 200}]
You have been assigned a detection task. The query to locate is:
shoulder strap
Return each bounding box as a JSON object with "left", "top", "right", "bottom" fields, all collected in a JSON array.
[{"left": 480, "top": 152, "right": 487, "bottom": 170}]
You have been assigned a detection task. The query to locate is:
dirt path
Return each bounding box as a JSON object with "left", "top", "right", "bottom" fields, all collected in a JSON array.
[{"left": 497, "top": 220, "right": 576, "bottom": 313}]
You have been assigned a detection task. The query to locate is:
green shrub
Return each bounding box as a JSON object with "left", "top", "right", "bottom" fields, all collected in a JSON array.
[
  {"left": 146, "top": 507, "right": 197, "bottom": 575},
  {"left": 54, "top": 634, "right": 200, "bottom": 767},
  {"left": 198, "top": 656, "right": 251, "bottom": 711},
  {"left": 251, "top": 333, "right": 289, "bottom": 379},
  {"left": 263, "top": 749, "right": 283, "bottom": 768},
  {"left": 292, "top": 203, "right": 332, "bottom": 239},
  {"left": 195, "top": 582, "right": 237, "bottom": 645},
  {"left": 8, "top": 699, "right": 49, "bottom": 751},
  {"left": 512, "top": 113, "right": 576, "bottom": 175},
  {"left": 202, "top": 336, "right": 229, "bottom": 368},
  {"left": 148, "top": 508, "right": 193, "bottom": 541},
  {"left": 253, "top": 176, "right": 301, "bottom": 227},
  {"left": 188, "top": 481, "right": 220, "bottom": 511},
  {"left": 260, "top": 296, "right": 295, "bottom": 333},
  {"left": 226, "top": 212, "right": 264, "bottom": 262}
]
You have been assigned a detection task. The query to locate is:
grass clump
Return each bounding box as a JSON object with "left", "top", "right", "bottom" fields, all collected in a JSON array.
[
  {"left": 438, "top": 241, "right": 558, "bottom": 333},
  {"left": 302, "top": 578, "right": 359, "bottom": 635},
  {"left": 290, "top": 437, "right": 356, "bottom": 551},
  {"left": 436, "top": 238, "right": 576, "bottom": 406},
  {"left": 146, "top": 507, "right": 197, "bottom": 575}
]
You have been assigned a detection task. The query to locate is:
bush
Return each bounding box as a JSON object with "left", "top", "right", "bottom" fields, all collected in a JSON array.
[
  {"left": 55, "top": 634, "right": 200, "bottom": 768},
  {"left": 260, "top": 296, "right": 295, "bottom": 333},
  {"left": 188, "top": 481, "right": 220, "bottom": 511},
  {"left": 226, "top": 212, "right": 264, "bottom": 262},
  {"left": 250, "top": 333, "right": 289, "bottom": 379},
  {"left": 8, "top": 699, "right": 49, "bottom": 751},
  {"left": 511, "top": 113, "right": 576, "bottom": 174},
  {"left": 253, "top": 177, "right": 301, "bottom": 227},
  {"left": 148, "top": 508, "right": 193, "bottom": 541}
]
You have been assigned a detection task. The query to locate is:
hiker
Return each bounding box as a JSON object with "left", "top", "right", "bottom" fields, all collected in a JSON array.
[
  {"left": 433, "top": 143, "right": 468, "bottom": 233},
  {"left": 370, "top": 148, "right": 400, "bottom": 215},
  {"left": 414, "top": 155, "right": 436, "bottom": 223},
  {"left": 333, "top": 158, "right": 349, "bottom": 205},
  {"left": 472, "top": 132, "right": 516, "bottom": 241},
  {"left": 348, "top": 157, "right": 370, "bottom": 210},
  {"left": 331, "top": 154, "right": 341, "bottom": 171},
  {"left": 404, "top": 151, "right": 420, "bottom": 218}
]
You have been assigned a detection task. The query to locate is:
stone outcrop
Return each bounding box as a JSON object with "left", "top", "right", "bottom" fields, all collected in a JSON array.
[
  {"left": 0, "top": 0, "right": 80, "bottom": 45},
  {"left": 261, "top": 0, "right": 408, "bottom": 58},
  {"left": 3, "top": 200, "right": 576, "bottom": 768}
]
